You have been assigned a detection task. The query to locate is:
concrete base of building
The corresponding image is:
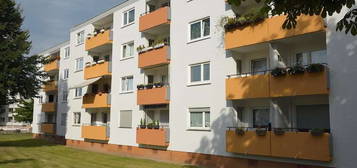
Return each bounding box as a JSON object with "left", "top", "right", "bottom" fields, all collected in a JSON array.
[
  {"left": 65, "top": 139, "right": 329, "bottom": 168},
  {"left": 32, "top": 133, "right": 66, "bottom": 145}
]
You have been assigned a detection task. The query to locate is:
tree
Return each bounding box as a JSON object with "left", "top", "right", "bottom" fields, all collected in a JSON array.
[
  {"left": 227, "top": 0, "right": 357, "bottom": 35},
  {"left": 0, "top": 0, "right": 47, "bottom": 105},
  {"left": 13, "top": 99, "right": 33, "bottom": 123}
]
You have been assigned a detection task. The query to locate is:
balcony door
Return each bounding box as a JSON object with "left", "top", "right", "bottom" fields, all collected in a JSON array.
[{"left": 251, "top": 58, "right": 267, "bottom": 75}]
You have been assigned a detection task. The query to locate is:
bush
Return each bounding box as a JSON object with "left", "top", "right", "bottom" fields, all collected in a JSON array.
[
  {"left": 306, "top": 63, "right": 325, "bottom": 73},
  {"left": 271, "top": 67, "right": 287, "bottom": 77}
]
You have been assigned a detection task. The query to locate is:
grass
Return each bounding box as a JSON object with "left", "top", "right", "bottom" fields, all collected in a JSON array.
[{"left": 0, "top": 134, "right": 198, "bottom": 168}]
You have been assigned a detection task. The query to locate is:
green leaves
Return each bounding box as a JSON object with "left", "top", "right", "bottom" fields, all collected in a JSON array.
[{"left": 13, "top": 99, "right": 34, "bottom": 123}]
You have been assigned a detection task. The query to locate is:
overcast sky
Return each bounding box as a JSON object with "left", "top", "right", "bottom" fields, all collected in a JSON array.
[{"left": 15, "top": 0, "right": 125, "bottom": 55}]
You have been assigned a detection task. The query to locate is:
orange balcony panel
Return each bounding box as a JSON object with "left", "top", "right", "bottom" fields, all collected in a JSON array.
[
  {"left": 84, "top": 61, "right": 111, "bottom": 80},
  {"left": 226, "top": 74, "right": 269, "bottom": 100},
  {"left": 82, "top": 93, "right": 111, "bottom": 109},
  {"left": 225, "top": 15, "right": 325, "bottom": 50},
  {"left": 137, "top": 87, "right": 169, "bottom": 105},
  {"left": 270, "top": 70, "right": 329, "bottom": 97},
  {"left": 43, "top": 81, "right": 58, "bottom": 92},
  {"left": 226, "top": 130, "right": 271, "bottom": 156},
  {"left": 271, "top": 132, "right": 331, "bottom": 162},
  {"left": 44, "top": 60, "right": 59, "bottom": 72},
  {"left": 139, "top": 6, "right": 170, "bottom": 32},
  {"left": 82, "top": 125, "right": 109, "bottom": 141},
  {"left": 42, "top": 103, "right": 56, "bottom": 112},
  {"left": 85, "top": 30, "right": 113, "bottom": 51},
  {"left": 138, "top": 46, "right": 170, "bottom": 68},
  {"left": 136, "top": 128, "right": 169, "bottom": 147},
  {"left": 41, "top": 123, "right": 56, "bottom": 134}
]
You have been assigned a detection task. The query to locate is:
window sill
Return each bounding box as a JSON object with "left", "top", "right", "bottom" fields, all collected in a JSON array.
[
  {"left": 73, "top": 97, "right": 82, "bottom": 100},
  {"left": 187, "top": 81, "right": 211, "bottom": 87},
  {"left": 121, "top": 22, "right": 135, "bottom": 29},
  {"left": 119, "top": 127, "right": 132, "bottom": 129},
  {"left": 120, "top": 91, "right": 134, "bottom": 94},
  {"left": 75, "top": 43, "right": 84, "bottom": 47},
  {"left": 187, "top": 36, "right": 210, "bottom": 44},
  {"left": 72, "top": 124, "right": 81, "bottom": 127},
  {"left": 120, "top": 56, "right": 134, "bottom": 61},
  {"left": 186, "top": 128, "right": 211, "bottom": 132},
  {"left": 74, "top": 69, "right": 83, "bottom": 73}
]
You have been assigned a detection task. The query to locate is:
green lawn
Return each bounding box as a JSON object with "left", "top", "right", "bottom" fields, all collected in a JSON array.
[{"left": 0, "top": 134, "right": 197, "bottom": 168}]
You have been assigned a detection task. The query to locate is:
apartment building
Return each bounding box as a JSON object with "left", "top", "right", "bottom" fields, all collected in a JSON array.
[
  {"left": 32, "top": 0, "right": 357, "bottom": 168},
  {"left": 0, "top": 104, "right": 30, "bottom": 128}
]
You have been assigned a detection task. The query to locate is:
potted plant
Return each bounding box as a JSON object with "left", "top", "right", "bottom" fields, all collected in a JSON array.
[
  {"left": 147, "top": 122, "right": 154, "bottom": 129},
  {"left": 235, "top": 127, "right": 245, "bottom": 136},
  {"left": 145, "top": 83, "right": 153, "bottom": 89},
  {"left": 256, "top": 128, "right": 267, "bottom": 136},
  {"left": 154, "top": 120, "right": 160, "bottom": 129},
  {"left": 139, "top": 119, "right": 146, "bottom": 129},
  {"left": 104, "top": 55, "right": 110, "bottom": 62},
  {"left": 93, "top": 56, "right": 100, "bottom": 63},
  {"left": 87, "top": 33, "right": 92, "bottom": 39},
  {"left": 288, "top": 65, "right": 305, "bottom": 75},
  {"left": 100, "top": 28, "right": 105, "bottom": 33},
  {"left": 137, "top": 84, "right": 145, "bottom": 90},
  {"left": 154, "top": 82, "right": 163, "bottom": 88},
  {"left": 273, "top": 128, "right": 285, "bottom": 135},
  {"left": 310, "top": 128, "right": 324, "bottom": 136},
  {"left": 271, "top": 67, "right": 287, "bottom": 77},
  {"left": 136, "top": 45, "right": 145, "bottom": 53},
  {"left": 306, "top": 63, "right": 325, "bottom": 73}
]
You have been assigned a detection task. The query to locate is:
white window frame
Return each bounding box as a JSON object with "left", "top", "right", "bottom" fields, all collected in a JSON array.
[
  {"left": 188, "top": 17, "right": 210, "bottom": 43},
  {"left": 121, "top": 76, "right": 134, "bottom": 93},
  {"left": 74, "top": 88, "right": 82, "bottom": 98},
  {"left": 75, "top": 57, "right": 84, "bottom": 72},
  {"left": 73, "top": 112, "right": 81, "bottom": 125},
  {"left": 121, "top": 41, "right": 135, "bottom": 60},
  {"left": 122, "top": 8, "right": 135, "bottom": 27},
  {"left": 188, "top": 62, "right": 210, "bottom": 86},
  {"left": 76, "top": 31, "right": 85, "bottom": 45},
  {"left": 188, "top": 107, "right": 211, "bottom": 130},
  {"left": 64, "top": 47, "right": 70, "bottom": 59},
  {"left": 63, "top": 69, "right": 69, "bottom": 80}
]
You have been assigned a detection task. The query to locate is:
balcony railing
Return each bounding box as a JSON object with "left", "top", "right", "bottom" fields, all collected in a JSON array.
[
  {"left": 43, "top": 81, "right": 58, "bottom": 92},
  {"left": 82, "top": 124, "right": 110, "bottom": 141},
  {"left": 136, "top": 127, "right": 169, "bottom": 147},
  {"left": 226, "top": 65, "right": 329, "bottom": 100},
  {"left": 226, "top": 128, "right": 331, "bottom": 162},
  {"left": 84, "top": 61, "right": 112, "bottom": 80},
  {"left": 41, "top": 102, "right": 56, "bottom": 112},
  {"left": 41, "top": 123, "right": 56, "bottom": 134},
  {"left": 225, "top": 15, "right": 325, "bottom": 50},
  {"left": 138, "top": 45, "right": 170, "bottom": 68},
  {"left": 137, "top": 86, "right": 170, "bottom": 105},
  {"left": 82, "top": 93, "right": 111, "bottom": 109},
  {"left": 44, "top": 59, "right": 59, "bottom": 72},
  {"left": 139, "top": 6, "right": 171, "bottom": 32},
  {"left": 85, "top": 30, "right": 113, "bottom": 51}
]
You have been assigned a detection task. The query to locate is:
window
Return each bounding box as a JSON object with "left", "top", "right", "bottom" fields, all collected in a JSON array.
[
  {"left": 295, "top": 50, "right": 327, "bottom": 65},
  {"left": 75, "top": 58, "right": 84, "bottom": 71},
  {"left": 62, "top": 91, "right": 68, "bottom": 102},
  {"left": 73, "top": 112, "right": 81, "bottom": 125},
  {"left": 91, "top": 113, "right": 97, "bottom": 124},
  {"left": 121, "top": 76, "right": 133, "bottom": 92},
  {"left": 123, "top": 8, "right": 135, "bottom": 26},
  {"left": 76, "top": 31, "right": 85, "bottom": 45},
  {"left": 122, "top": 42, "right": 134, "bottom": 59},
  {"left": 253, "top": 108, "right": 270, "bottom": 128},
  {"left": 63, "top": 69, "right": 69, "bottom": 80},
  {"left": 64, "top": 47, "right": 70, "bottom": 59},
  {"left": 189, "top": 17, "right": 210, "bottom": 41},
  {"left": 60, "top": 113, "right": 67, "bottom": 126},
  {"left": 119, "top": 110, "right": 132, "bottom": 128},
  {"left": 75, "top": 88, "right": 82, "bottom": 98},
  {"left": 189, "top": 108, "right": 210, "bottom": 129},
  {"left": 251, "top": 58, "right": 267, "bottom": 75},
  {"left": 190, "top": 62, "right": 210, "bottom": 84}
]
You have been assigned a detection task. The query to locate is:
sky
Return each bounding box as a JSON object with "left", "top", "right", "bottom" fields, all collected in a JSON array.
[{"left": 15, "top": 0, "right": 125, "bottom": 55}]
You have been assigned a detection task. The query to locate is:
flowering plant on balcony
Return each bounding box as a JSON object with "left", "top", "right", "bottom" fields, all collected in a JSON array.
[
  {"left": 136, "top": 39, "right": 169, "bottom": 54},
  {"left": 306, "top": 63, "right": 325, "bottom": 73}
]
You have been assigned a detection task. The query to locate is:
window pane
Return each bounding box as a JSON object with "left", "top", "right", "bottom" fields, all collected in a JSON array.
[
  {"left": 311, "top": 50, "right": 327, "bottom": 64},
  {"left": 128, "top": 77, "right": 133, "bottom": 91},
  {"left": 296, "top": 53, "right": 304, "bottom": 65},
  {"left": 122, "top": 45, "right": 127, "bottom": 58},
  {"left": 121, "top": 78, "right": 126, "bottom": 91},
  {"left": 191, "top": 65, "right": 201, "bottom": 82},
  {"left": 203, "top": 63, "right": 210, "bottom": 81},
  {"left": 205, "top": 112, "right": 210, "bottom": 127},
  {"left": 251, "top": 59, "right": 267, "bottom": 74},
  {"left": 129, "top": 43, "right": 134, "bottom": 56},
  {"left": 124, "top": 12, "right": 128, "bottom": 25},
  {"left": 203, "top": 18, "right": 210, "bottom": 37},
  {"left": 190, "top": 112, "right": 203, "bottom": 127},
  {"left": 190, "top": 22, "right": 201, "bottom": 40},
  {"left": 253, "top": 109, "right": 270, "bottom": 128},
  {"left": 129, "top": 9, "right": 135, "bottom": 23}
]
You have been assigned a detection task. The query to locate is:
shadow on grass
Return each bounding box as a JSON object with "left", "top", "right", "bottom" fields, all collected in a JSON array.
[
  {"left": 0, "top": 159, "right": 35, "bottom": 165},
  {"left": 0, "top": 138, "right": 57, "bottom": 147}
]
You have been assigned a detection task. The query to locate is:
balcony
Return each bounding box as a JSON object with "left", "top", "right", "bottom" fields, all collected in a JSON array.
[
  {"left": 85, "top": 30, "right": 113, "bottom": 51},
  {"left": 225, "top": 15, "right": 325, "bottom": 50},
  {"left": 136, "top": 128, "right": 169, "bottom": 147},
  {"left": 42, "top": 103, "right": 56, "bottom": 112},
  {"left": 139, "top": 6, "right": 170, "bottom": 32},
  {"left": 43, "top": 81, "right": 58, "bottom": 92},
  {"left": 226, "top": 130, "right": 331, "bottom": 162},
  {"left": 137, "top": 86, "right": 169, "bottom": 105},
  {"left": 226, "top": 69, "right": 329, "bottom": 100},
  {"left": 84, "top": 61, "right": 111, "bottom": 80},
  {"left": 44, "top": 59, "right": 59, "bottom": 72},
  {"left": 41, "top": 123, "right": 56, "bottom": 134},
  {"left": 82, "top": 93, "right": 111, "bottom": 109},
  {"left": 138, "top": 45, "right": 170, "bottom": 68},
  {"left": 82, "top": 125, "right": 109, "bottom": 141}
]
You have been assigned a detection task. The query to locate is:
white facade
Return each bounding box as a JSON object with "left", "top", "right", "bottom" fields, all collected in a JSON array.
[{"left": 32, "top": 0, "right": 357, "bottom": 167}]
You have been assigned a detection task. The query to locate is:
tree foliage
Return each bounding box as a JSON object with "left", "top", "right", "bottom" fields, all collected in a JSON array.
[
  {"left": 0, "top": 0, "right": 47, "bottom": 105},
  {"left": 13, "top": 99, "right": 33, "bottom": 123},
  {"left": 227, "top": 0, "right": 357, "bottom": 35}
]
